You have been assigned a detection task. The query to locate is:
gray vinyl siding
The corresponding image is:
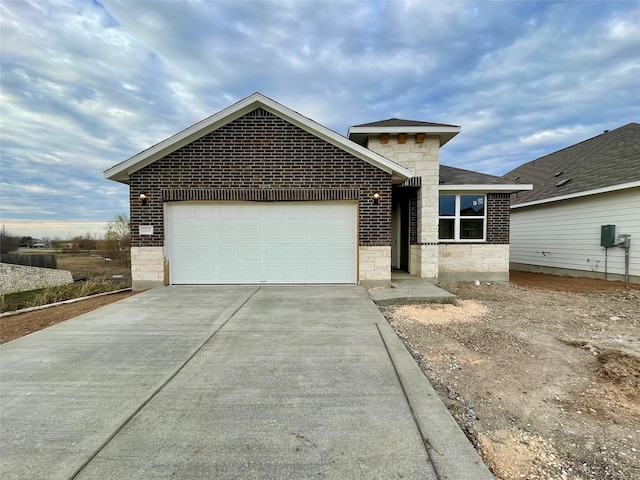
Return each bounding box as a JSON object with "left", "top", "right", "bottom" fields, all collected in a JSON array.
[{"left": 510, "top": 188, "right": 639, "bottom": 278}]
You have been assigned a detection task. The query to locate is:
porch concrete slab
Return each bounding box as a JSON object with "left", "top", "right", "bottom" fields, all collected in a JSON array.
[
  {"left": 368, "top": 272, "right": 457, "bottom": 305},
  {"left": 1, "top": 285, "right": 491, "bottom": 480}
]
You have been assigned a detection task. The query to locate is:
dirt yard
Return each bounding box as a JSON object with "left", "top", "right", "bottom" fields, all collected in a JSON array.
[
  {"left": 56, "top": 252, "right": 131, "bottom": 282},
  {"left": 382, "top": 271, "right": 640, "bottom": 480},
  {"left": 0, "top": 291, "right": 136, "bottom": 344}
]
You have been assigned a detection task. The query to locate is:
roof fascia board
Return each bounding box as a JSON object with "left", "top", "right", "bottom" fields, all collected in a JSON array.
[
  {"left": 439, "top": 184, "right": 533, "bottom": 192},
  {"left": 511, "top": 181, "right": 640, "bottom": 208},
  {"left": 348, "top": 125, "right": 461, "bottom": 135},
  {"left": 105, "top": 93, "right": 413, "bottom": 183}
]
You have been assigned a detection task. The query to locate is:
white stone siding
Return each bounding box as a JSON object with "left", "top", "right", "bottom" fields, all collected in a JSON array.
[
  {"left": 366, "top": 136, "right": 440, "bottom": 177},
  {"left": 0, "top": 263, "right": 73, "bottom": 295},
  {"left": 409, "top": 245, "right": 421, "bottom": 276},
  {"left": 438, "top": 244, "right": 510, "bottom": 282},
  {"left": 419, "top": 245, "right": 439, "bottom": 279},
  {"left": 359, "top": 246, "right": 391, "bottom": 281},
  {"left": 131, "top": 246, "right": 165, "bottom": 290},
  {"left": 367, "top": 135, "right": 441, "bottom": 279}
]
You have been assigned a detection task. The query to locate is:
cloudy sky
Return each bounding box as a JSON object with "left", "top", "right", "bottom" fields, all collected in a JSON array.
[{"left": 1, "top": 0, "right": 638, "bottom": 239}]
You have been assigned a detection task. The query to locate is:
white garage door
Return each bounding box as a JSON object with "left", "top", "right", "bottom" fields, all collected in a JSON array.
[{"left": 166, "top": 202, "right": 357, "bottom": 284}]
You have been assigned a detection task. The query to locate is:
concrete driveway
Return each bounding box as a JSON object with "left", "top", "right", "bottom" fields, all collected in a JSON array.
[{"left": 1, "top": 286, "right": 492, "bottom": 479}]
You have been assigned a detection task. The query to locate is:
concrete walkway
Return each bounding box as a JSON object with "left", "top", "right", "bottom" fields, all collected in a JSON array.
[
  {"left": 368, "top": 271, "right": 457, "bottom": 305},
  {"left": 0, "top": 286, "right": 492, "bottom": 479}
]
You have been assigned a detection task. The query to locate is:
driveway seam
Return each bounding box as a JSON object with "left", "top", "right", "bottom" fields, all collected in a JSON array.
[{"left": 68, "top": 286, "right": 261, "bottom": 480}]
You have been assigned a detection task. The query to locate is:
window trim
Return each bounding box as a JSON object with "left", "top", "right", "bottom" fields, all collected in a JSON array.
[{"left": 438, "top": 193, "right": 486, "bottom": 242}]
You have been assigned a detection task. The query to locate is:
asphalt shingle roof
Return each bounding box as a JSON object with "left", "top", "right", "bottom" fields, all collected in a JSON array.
[
  {"left": 440, "top": 165, "right": 520, "bottom": 185},
  {"left": 503, "top": 123, "right": 640, "bottom": 205},
  {"left": 351, "top": 118, "right": 459, "bottom": 128}
]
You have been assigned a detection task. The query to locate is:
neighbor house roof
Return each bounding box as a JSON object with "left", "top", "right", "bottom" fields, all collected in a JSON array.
[
  {"left": 503, "top": 123, "right": 640, "bottom": 208},
  {"left": 439, "top": 165, "right": 532, "bottom": 192},
  {"left": 104, "top": 93, "right": 413, "bottom": 184},
  {"left": 348, "top": 118, "right": 461, "bottom": 147}
]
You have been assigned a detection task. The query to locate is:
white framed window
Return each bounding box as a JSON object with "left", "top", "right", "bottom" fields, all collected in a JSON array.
[{"left": 439, "top": 194, "right": 486, "bottom": 241}]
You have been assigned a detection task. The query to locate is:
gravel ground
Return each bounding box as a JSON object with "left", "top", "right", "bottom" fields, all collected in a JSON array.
[{"left": 381, "top": 272, "right": 640, "bottom": 480}]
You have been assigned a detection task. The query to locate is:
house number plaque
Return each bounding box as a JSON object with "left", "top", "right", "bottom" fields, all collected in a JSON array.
[{"left": 139, "top": 225, "right": 154, "bottom": 235}]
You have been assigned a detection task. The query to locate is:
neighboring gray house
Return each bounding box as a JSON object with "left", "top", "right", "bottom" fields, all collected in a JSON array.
[
  {"left": 503, "top": 123, "right": 640, "bottom": 283},
  {"left": 105, "top": 93, "right": 529, "bottom": 289}
]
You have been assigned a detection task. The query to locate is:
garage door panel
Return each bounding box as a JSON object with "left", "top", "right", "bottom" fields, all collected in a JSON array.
[
  {"left": 311, "top": 226, "right": 332, "bottom": 240},
  {"left": 195, "top": 245, "right": 217, "bottom": 261},
  {"left": 266, "top": 225, "right": 286, "bottom": 240},
  {"left": 167, "top": 202, "right": 356, "bottom": 284},
  {"left": 241, "top": 245, "right": 261, "bottom": 261},
  {"left": 219, "top": 225, "right": 239, "bottom": 239},
  {"left": 266, "top": 245, "right": 286, "bottom": 261},
  {"left": 288, "top": 245, "right": 307, "bottom": 260},
  {"left": 219, "top": 245, "right": 240, "bottom": 259},
  {"left": 241, "top": 224, "right": 260, "bottom": 239},
  {"left": 239, "top": 265, "right": 261, "bottom": 282},
  {"left": 241, "top": 205, "right": 261, "bottom": 219},
  {"left": 173, "top": 245, "right": 195, "bottom": 261},
  {"left": 194, "top": 225, "right": 215, "bottom": 239},
  {"left": 313, "top": 245, "right": 333, "bottom": 260},
  {"left": 334, "top": 246, "right": 355, "bottom": 260},
  {"left": 195, "top": 205, "right": 216, "bottom": 218}
]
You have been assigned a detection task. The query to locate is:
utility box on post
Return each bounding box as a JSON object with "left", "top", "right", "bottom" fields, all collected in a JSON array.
[{"left": 601, "top": 224, "right": 616, "bottom": 247}]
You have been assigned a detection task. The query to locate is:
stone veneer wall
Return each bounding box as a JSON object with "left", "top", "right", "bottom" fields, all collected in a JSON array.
[
  {"left": 130, "top": 247, "right": 165, "bottom": 290},
  {"left": 128, "top": 108, "right": 393, "bottom": 288},
  {"left": 0, "top": 263, "right": 73, "bottom": 295},
  {"left": 366, "top": 135, "right": 441, "bottom": 279},
  {"left": 438, "top": 244, "right": 510, "bottom": 282}
]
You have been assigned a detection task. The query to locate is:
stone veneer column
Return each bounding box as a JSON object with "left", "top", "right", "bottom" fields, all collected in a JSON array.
[
  {"left": 131, "top": 246, "right": 165, "bottom": 290},
  {"left": 358, "top": 246, "right": 391, "bottom": 283},
  {"left": 366, "top": 136, "right": 441, "bottom": 280}
]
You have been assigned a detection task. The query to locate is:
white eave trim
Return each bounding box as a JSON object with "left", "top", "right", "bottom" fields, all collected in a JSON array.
[
  {"left": 511, "top": 180, "right": 640, "bottom": 208},
  {"left": 439, "top": 184, "right": 533, "bottom": 192},
  {"left": 104, "top": 93, "right": 413, "bottom": 183},
  {"left": 348, "top": 125, "right": 461, "bottom": 135}
]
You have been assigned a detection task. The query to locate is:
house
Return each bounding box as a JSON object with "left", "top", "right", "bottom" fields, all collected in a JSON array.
[
  {"left": 105, "top": 93, "right": 530, "bottom": 290},
  {"left": 503, "top": 123, "right": 640, "bottom": 283}
]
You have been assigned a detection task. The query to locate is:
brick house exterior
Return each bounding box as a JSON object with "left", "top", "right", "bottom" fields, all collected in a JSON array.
[{"left": 105, "top": 93, "right": 530, "bottom": 289}]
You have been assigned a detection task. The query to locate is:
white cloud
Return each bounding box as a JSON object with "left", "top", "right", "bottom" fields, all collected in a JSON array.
[{"left": 1, "top": 0, "right": 639, "bottom": 236}]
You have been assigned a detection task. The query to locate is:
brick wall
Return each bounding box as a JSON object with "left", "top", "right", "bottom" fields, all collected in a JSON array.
[
  {"left": 486, "top": 193, "right": 510, "bottom": 244},
  {"left": 129, "top": 108, "right": 392, "bottom": 248}
]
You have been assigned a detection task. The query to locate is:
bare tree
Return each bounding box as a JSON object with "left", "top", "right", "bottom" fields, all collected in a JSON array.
[{"left": 101, "top": 214, "right": 131, "bottom": 264}]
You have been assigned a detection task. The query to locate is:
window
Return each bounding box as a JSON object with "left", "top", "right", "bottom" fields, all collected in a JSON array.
[{"left": 439, "top": 194, "right": 486, "bottom": 241}]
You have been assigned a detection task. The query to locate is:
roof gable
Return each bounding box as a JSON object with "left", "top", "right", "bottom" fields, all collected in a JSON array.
[
  {"left": 504, "top": 123, "right": 640, "bottom": 206},
  {"left": 105, "top": 93, "right": 413, "bottom": 184}
]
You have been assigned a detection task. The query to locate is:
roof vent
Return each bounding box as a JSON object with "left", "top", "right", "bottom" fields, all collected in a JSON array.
[
  {"left": 554, "top": 171, "right": 564, "bottom": 177},
  {"left": 556, "top": 178, "right": 571, "bottom": 187},
  {"left": 514, "top": 176, "right": 520, "bottom": 180},
  {"left": 604, "top": 130, "right": 609, "bottom": 133}
]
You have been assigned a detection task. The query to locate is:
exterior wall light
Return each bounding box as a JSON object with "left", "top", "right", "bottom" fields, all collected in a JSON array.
[
  {"left": 139, "top": 193, "right": 148, "bottom": 206},
  {"left": 373, "top": 192, "right": 380, "bottom": 205}
]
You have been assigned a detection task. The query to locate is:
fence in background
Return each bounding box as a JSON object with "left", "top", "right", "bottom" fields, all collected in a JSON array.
[{"left": 0, "top": 254, "right": 57, "bottom": 269}]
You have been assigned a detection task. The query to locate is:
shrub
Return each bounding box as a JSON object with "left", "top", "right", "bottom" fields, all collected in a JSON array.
[{"left": 1, "top": 278, "right": 125, "bottom": 313}]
